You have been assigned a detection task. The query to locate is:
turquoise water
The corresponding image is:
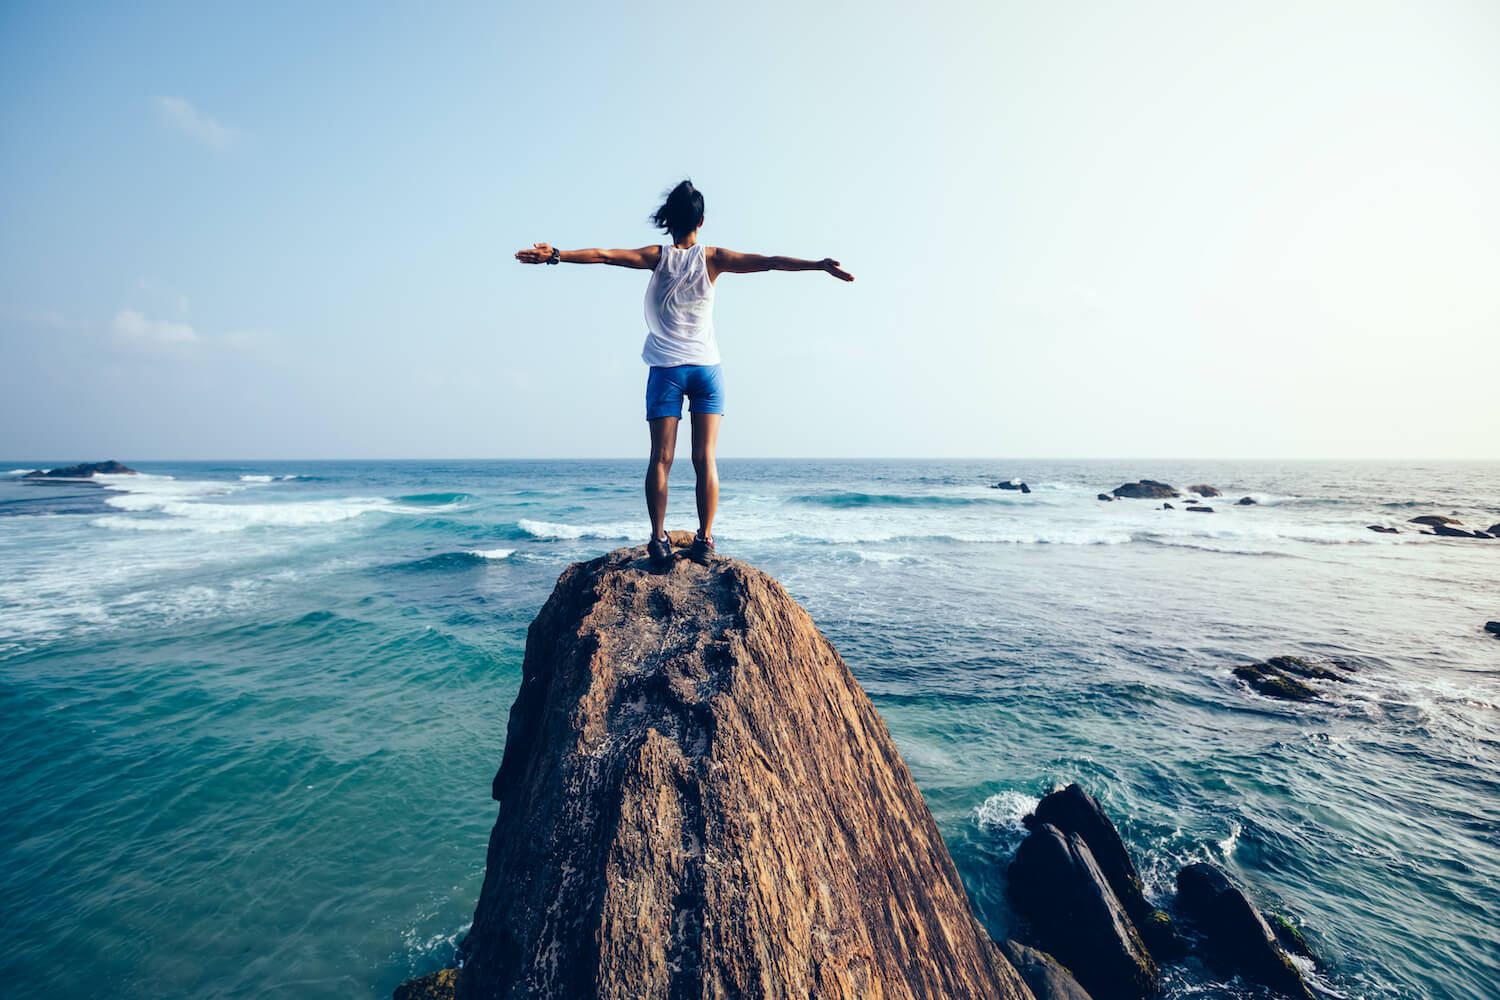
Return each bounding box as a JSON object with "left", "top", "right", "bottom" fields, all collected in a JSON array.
[{"left": 1, "top": 460, "right": 1497, "bottom": 998}]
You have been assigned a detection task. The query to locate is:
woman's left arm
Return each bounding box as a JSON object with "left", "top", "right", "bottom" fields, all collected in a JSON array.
[{"left": 515, "top": 243, "right": 661, "bottom": 269}]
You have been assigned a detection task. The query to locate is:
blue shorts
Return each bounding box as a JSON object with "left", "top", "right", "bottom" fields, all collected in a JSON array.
[{"left": 645, "top": 364, "right": 725, "bottom": 420}]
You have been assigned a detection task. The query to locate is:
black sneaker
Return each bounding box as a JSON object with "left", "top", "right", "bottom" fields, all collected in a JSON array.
[
  {"left": 647, "top": 537, "right": 672, "bottom": 565},
  {"left": 689, "top": 533, "right": 716, "bottom": 565}
]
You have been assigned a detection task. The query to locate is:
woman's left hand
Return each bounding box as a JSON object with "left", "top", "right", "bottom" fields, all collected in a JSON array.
[{"left": 515, "top": 243, "right": 554, "bottom": 264}]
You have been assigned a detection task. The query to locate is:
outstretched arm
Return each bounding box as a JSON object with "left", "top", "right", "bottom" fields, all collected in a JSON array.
[
  {"left": 709, "top": 248, "right": 854, "bottom": 282},
  {"left": 514, "top": 243, "right": 662, "bottom": 269}
]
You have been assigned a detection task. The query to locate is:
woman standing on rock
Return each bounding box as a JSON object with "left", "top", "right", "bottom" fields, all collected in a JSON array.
[{"left": 515, "top": 180, "right": 853, "bottom": 565}]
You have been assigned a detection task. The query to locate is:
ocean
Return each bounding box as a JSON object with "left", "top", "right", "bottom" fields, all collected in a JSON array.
[{"left": 1, "top": 459, "right": 1496, "bottom": 999}]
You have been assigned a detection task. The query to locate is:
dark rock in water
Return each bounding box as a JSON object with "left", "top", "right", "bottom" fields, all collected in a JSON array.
[
  {"left": 1236, "top": 496, "right": 1257, "bottom": 505},
  {"left": 1162, "top": 503, "right": 1174, "bottom": 510},
  {"left": 1409, "top": 514, "right": 1461, "bottom": 526},
  {"left": 1432, "top": 523, "right": 1485, "bottom": 539},
  {"left": 434, "top": 543, "right": 1031, "bottom": 1000},
  {"left": 1098, "top": 493, "right": 1115, "bottom": 502},
  {"left": 1186, "top": 484, "right": 1221, "bottom": 497},
  {"left": 992, "top": 479, "right": 1027, "bottom": 491},
  {"left": 1009, "top": 822, "right": 1158, "bottom": 1000},
  {"left": 22, "top": 460, "right": 137, "bottom": 478},
  {"left": 1270, "top": 914, "right": 1315, "bottom": 962},
  {"left": 1366, "top": 525, "right": 1399, "bottom": 534},
  {"left": 1485, "top": 621, "right": 1500, "bottom": 638},
  {"left": 1029, "top": 785, "right": 1151, "bottom": 922},
  {"left": 999, "top": 940, "right": 1096, "bottom": 1000},
  {"left": 1112, "top": 480, "right": 1178, "bottom": 499},
  {"left": 1176, "top": 863, "right": 1312, "bottom": 999},
  {"left": 1186, "top": 506, "right": 1213, "bottom": 513},
  {"left": 1025, "top": 784, "right": 1185, "bottom": 964},
  {"left": 1265, "top": 655, "right": 1350, "bottom": 683},
  {"left": 1233, "top": 662, "right": 1318, "bottom": 701},
  {"left": 394, "top": 968, "right": 457, "bottom": 1000},
  {"left": 1489, "top": 523, "right": 1500, "bottom": 537},
  {"left": 1021, "top": 482, "right": 1032, "bottom": 494}
]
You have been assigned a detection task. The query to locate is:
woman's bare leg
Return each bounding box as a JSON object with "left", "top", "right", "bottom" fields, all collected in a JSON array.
[
  {"left": 690, "top": 412, "right": 721, "bottom": 541},
  {"left": 646, "top": 417, "right": 679, "bottom": 539}
]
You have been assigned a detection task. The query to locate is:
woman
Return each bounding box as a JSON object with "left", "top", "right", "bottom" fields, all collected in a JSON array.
[{"left": 515, "top": 180, "right": 853, "bottom": 565}]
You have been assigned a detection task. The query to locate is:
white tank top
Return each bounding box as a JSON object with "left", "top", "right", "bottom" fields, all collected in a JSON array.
[{"left": 641, "top": 242, "right": 720, "bottom": 367}]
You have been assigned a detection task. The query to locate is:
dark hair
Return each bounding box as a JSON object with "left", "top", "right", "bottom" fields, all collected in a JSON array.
[{"left": 652, "top": 180, "right": 705, "bottom": 242}]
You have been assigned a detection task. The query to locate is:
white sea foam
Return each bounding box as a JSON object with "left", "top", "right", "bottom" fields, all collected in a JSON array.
[
  {"left": 6, "top": 468, "right": 35, "bottom": 475},
  {"left": 467, "top": 548, "right": 515, "bottom": 560},
  {"left": 239, "top": 474, "right": 273, "bottom": 482},
  {"left": 973, "top": 789, "right": 1041, "bottom": 835},
  {"left": 1218, "top": 821, "right": 1242, "bottom": 859},
  {"left": 517, "top": 518, "right": 636, "bottom": 540}
]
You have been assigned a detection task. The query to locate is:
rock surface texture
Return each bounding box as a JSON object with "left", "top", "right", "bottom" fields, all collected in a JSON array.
[
  {"left": 1175, "top": 863, "right": 1312, "bottom": 999},
  {"left": 1111, "top": 481, "right": 1178, "bottom": 499},
  {"left": 440, "top": 540, "right": 1033, "bottom": 1000},
  {"left": 23, "top": 460, "right": 136, "bottom": 478}
]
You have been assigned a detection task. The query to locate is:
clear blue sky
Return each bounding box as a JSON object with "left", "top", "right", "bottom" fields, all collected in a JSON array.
[{"left": 2, "top": 1, "right": 1496, "bottom": 460}]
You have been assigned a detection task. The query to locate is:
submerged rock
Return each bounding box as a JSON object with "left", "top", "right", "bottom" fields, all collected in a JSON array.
[
  {"left": 1097, "top": 494, "right": 1114, "bottom": 502},
  {"left": 1186, "top": 484, "right": 1221, "bottom": 497},
  {"left": 1009, "top": 823, "right": 1158, "bottom": 1000},
  {"left": 1233, "top": 662, "right": 1318, "bottom": 701},
  {"left": 1186, "top": 506, "right": 1213, "bottom": 513},
  {"left": 22, "top": 460, "right": 136, "bottom": 478},
  {"left": 1432, "top": 523, "right": 1491, "bottom": 539},
  {"left": 435, "top": 543, "right": 1031, "bottom": 1000},
  {"left": 1176, "top": 863, "right": 1312, "bottom": 999},
  {"left": 1485, "top": 621, "right": 1500, "bottom": 638},
  {"left": 1264, "top": 655, "right": 1351, "bottom": 683},
  {"left": 1366, "top": 525, "right": 1399, "bottom": 534},
  {"left": 1112, "top": 480, "right": 1178, "bottom": 499},
  {"left": 1236, "top": 496, "right": 1257, "bottom": 506},
  {"left": 1162, "top": 503, "right": 1174, "bottom": 510},
  {"left": 999, "top": 940, "right": 1095, "bottom": 1000}
]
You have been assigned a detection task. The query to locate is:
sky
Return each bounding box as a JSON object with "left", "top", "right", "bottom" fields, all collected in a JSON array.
[{"left": 1, "top": 1, "right": 1497, "bottom": 460}]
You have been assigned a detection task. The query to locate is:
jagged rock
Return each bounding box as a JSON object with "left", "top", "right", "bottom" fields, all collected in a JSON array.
[
  {"left": 1176, "top": 863, "right": 1312, "bottom": 999},
  {"left": 1162, "top": 503, "right": 1174, "bottom": 510},
  {"left": 437, "top": 544, "right": 1031, "bottom": 1000},
  {"left": 1112, "top": 480, "right": 1178, "bottom": 499},
  {"left": 1236, "top": 497, "right": 1257, "bottom": 506},
  {"left": 1233, "top": 663, "right": 1317, "bottom": 701},
  {"left": 1366, "top": 525, "right": 1398, "bottom": 534},
  {"left": 22, "top": 460, "right": 136, "bottom": 478},
  {"left": 1097, "top": 494, "right": 1114, "bottom": 502},
  {"left": 1270, "top": 914, "right": 1315, "bottom": 962},
  {"left": 1186, "top": 506, "right": 1213, "bottom": 513},
  {"left": 1432, "top": 523, "right": 1487, "bottom": 539},
  {"left": 1409, "top": 515, "right": 1460, "bottom": 526},
  {"left": 1485, "top": 621, "right": 1500, "bottom": 638},
  {"left": 1009, "top": 822, "right": 1158, "bottom": 1000},
  {"left": 1489, "top": 523, "right": 1500, "bottom": 536},
  {"left": 1021, "top": 482, "right": 1031, "bottom": 494},
  {"left": 395, "top": 968, "right": 458, "bottom": 1000},
  {"left": 1026, "top": 784, "right": 1184, "bottom": 963},
  {"left": 992, "top": 480, "right": 1031, "bottom": 493},
  {"left": 1264, "top": 655, "right": 1350, "bottom": 683},
  {"left": 1186, "top": 485, "right": 1221, "bottom": 497},
  {"left": 999, "top": 940, "right": 1095, "bottom": 1000}
]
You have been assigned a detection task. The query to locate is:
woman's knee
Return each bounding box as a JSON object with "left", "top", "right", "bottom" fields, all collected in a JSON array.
[{"left": 691, "top": 447, "right": 716, "bottom": 472}]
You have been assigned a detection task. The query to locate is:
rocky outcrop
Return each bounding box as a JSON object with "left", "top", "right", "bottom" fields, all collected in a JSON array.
[
  {"left": 1489, "top": 523, "right": 1500, "bottom": 537},
  {"left": 1186, "top": 506, "right": 1213, "bottom": 513},
  {"left": 1008, "top": 823, "right": 1157, "bottom": 1000},
  {"left": 1485, "top": 621, "right": 1500, "bottom": 638},
  {"left": 1236, "top": 497, "right": 1257, "bottom": 506},
  {"left": 1233, "top": 655, "right": 1354, "bottom": 701},
  {"left": 430, "top": 539, "right": 1032, "bottom": 1000},
  {"left": 1097, "top": 494, "right": 1114, "bottom": 502},
  {"left": 1176, "top": 863, "right": 1312, "bottom": 999},
  {"left": 22, "top": 460, "right": 136, "bottom": 478},
  {"left": 1111, "top": 481, "right": 1177, "bottom": 499},
  {"left": 1431, "top": 523, "right": 1493, "bottom": 539},
  {"left": 999, "top": 941, "right": 1095, "bottom": 1000},
  {"left": 1161, "top": 503, "right": 1173, "bottom": 510},
  {"left": 1186, "top": 485, "right": 1221, "bottom": 497},
  {"left": 993, "top": 480, "right": 1032, "bottom": 493},
  {"left": 1409, "top": 515, "right": 1460, "bottom": 526},
  {"left": 1366, "top": 525, "right": 1398, "bottom": 534}
]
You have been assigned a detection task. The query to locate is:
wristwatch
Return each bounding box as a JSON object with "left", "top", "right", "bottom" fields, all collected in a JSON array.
[{"left": 546, "top": 248, "right": 560, "bottom": 265}]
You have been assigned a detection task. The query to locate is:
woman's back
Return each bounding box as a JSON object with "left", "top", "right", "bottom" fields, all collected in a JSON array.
[{"left": 642, "top": 242, "right": 719, "bottom": 367}]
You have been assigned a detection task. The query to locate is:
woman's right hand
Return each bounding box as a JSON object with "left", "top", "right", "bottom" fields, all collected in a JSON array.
[
  {"left": 515, "top": 243, "right": 554, "bottom": 264},
  {"left": 822, "top": 258, "right": 854, "bottom": 282}
]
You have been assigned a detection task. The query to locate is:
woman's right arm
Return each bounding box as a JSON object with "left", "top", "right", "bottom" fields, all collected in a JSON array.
[
  {"left": 708, "top": 248, "right": 854, "bottom": 282},
  {"left": 515, "top": 244, "right": 661, "bottom": 269}
]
